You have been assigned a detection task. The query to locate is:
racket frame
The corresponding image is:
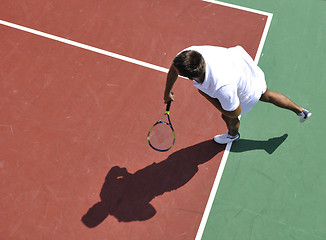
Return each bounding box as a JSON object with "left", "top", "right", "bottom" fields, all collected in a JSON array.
[{"left": 147, "top": 100, "right": 175, "bottom": 152}]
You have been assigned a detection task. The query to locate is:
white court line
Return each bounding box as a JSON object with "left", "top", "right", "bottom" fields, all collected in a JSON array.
[
  {"left": 202, "top": 0, "right": 272, "bottom": 17},
  {"left": 0, "top": 19, "right": 169, "bottom": 74},
  {"left": 1, "top": 2, "right": 273, "bottom": 239},
  {"left": 254, "top": 12, "right": 273, "bottom": 64}
]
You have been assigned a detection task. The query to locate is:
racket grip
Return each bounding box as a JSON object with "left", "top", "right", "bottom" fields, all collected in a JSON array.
[
  {"left": 166, "top": 101, "right": 171, "bottom": 111},
  {"left": 166, "top": 92, "right": 174, "bottom": 111}
]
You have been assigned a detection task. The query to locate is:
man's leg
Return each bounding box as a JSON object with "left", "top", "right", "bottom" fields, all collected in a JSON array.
[
  {"left": 221, "top": 114, "right": 240, "bottom": 136},
  {"left": 213, "top": 114, "right": 240, "bottom": 144},
  {"left": 259, "top": 89, "right": 303, "bottom": 114}
]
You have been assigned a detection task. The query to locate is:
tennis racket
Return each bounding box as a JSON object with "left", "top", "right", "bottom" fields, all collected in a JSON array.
[{"left": 147, "top": 95, "right": 175, "bottom": 152}]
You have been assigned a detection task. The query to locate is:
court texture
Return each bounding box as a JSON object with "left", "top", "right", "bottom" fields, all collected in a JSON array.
[{"left": 0, "top": 0, "right": 325, "bottom": 239}]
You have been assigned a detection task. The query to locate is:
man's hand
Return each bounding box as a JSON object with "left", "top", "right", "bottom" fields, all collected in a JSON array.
[{"left": 164, "top": 92, "right": 174, "bottom": 104}]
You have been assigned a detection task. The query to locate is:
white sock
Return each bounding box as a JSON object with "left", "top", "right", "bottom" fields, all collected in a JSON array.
[{"left": 228, "top": 134, "right": 238, "bottom": 139}]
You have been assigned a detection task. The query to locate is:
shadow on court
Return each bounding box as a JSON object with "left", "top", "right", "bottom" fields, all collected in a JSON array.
[
  {"left": 231, "top": 134, "right": 288, "bottom": 154},
  {"left": 81, "top": 134, "right": 288, "bottom": 227},
  {"left": 82, "top": 140, "right": 224, "bottom": 227}
]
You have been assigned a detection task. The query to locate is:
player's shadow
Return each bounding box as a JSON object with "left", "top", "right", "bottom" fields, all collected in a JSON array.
[
  {"left": 81, "top": 134, "right": 288, "bottom": 227},
  {"left": 231, "top": 134, "right": 288, "bottom": 154},
  {"left": 81, "top": 140, "right": 224, "bottom": 227}
]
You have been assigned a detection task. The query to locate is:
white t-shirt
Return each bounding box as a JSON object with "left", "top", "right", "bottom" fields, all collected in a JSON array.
[{"left": 180, "top": 46, "right": 267, "bottom": 114}]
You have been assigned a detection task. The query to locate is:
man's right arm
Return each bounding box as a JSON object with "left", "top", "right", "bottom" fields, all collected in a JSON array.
[{"left": 164, "top": 64, "right": 178, "bottom": 103}]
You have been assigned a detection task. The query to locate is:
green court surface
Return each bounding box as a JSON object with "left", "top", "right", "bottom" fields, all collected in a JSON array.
[{"left": 202, "top": 0, "right": 326, "bottom": 239}]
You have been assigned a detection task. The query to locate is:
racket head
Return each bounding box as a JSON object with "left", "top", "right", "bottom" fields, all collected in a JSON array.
[{"left": 147, "top": 121, "right": 175, "bottom": 152}]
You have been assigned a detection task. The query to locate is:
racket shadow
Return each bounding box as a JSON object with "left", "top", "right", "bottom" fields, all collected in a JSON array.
[{"left": 82, "top": 140, "right": 224, "bottom": 227}]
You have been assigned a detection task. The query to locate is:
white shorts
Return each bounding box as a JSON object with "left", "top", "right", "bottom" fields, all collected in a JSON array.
[
  {"left": 240, "top": 68, "right": 267, "bottom": 114},
  {"left": 227, "top": 46, "right": 268, "bottom": 114}
]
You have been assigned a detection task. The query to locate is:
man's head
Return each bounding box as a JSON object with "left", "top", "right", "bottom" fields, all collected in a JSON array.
[{"left": 173, "top": 50, "right": 206, "bottom": 82}]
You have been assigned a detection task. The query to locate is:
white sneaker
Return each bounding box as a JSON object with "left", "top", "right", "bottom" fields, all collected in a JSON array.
[
  {"left": 213, "top": 132, "right": 240, "bottom": 144},
  {"left": 298, "top": 109, "right": 312, "bottom": 122}
]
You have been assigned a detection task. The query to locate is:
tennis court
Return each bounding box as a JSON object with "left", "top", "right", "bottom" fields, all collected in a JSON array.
[{"left": 1, "top": 0, "right": 325, "bottom": 239}]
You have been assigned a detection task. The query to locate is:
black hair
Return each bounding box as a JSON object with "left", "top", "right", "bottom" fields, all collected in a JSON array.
[{"left": 173, "top": 50, "right": 206, "bottom": 79}]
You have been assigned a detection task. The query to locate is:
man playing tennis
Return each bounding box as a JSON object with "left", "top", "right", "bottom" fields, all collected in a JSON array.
[{"left": 164, "top": 45, "right": 312, "bottom": 144}]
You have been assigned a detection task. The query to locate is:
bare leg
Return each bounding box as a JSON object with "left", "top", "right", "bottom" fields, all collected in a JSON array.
[
  {"left": 259, "top": 89, "right": 303, "bottom": 114},
  {"left": 221, "top": 114, "right": 240, "bottom": 136}
]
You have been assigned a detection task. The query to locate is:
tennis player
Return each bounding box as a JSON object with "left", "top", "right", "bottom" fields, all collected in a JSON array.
[{"left": 164, "top": 45, "right": 312, "bottom": 144}]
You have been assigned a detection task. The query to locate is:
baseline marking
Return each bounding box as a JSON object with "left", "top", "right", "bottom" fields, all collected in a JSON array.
[{"left": 202, "top": 0, "right": 272, "bottom": 16}]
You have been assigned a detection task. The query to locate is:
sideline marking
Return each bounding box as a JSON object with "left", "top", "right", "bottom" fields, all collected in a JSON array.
[
  {"left": 0, "top": 19, "right": 169, "bottom": 74},
  {"left": 254, "top": 11, "right": 273, "bottom": 64}
]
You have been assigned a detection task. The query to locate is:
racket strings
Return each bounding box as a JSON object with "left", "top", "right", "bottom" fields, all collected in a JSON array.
[{"left": 148, "top": 122, "right": 175, "bottom": 151}]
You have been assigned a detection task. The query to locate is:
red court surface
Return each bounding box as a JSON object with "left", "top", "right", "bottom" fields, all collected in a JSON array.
[{"left": 0, "top": 1, "right": 268, "bottom": 239}]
